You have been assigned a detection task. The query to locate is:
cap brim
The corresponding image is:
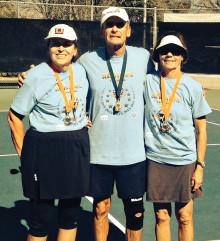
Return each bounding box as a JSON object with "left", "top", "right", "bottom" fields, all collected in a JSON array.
[
  {"left": 101, "top": 13, "right": 129, "bottom": 25},
  {"left": 44, "top": 35, "right": 77, "bottom": 41}
]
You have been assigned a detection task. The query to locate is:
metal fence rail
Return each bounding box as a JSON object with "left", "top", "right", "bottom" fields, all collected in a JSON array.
[{"left": 0, "top": 1, "right": 220, "bottom": 22}]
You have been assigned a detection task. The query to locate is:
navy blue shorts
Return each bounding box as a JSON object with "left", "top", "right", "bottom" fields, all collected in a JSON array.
[{"left": 87, "top": 161, "right": 146, "bottom": 199}]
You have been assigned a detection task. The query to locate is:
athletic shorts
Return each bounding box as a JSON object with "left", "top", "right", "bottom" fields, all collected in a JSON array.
[{"left": 87, "top": 161, "right": 146, "bottom": 199}]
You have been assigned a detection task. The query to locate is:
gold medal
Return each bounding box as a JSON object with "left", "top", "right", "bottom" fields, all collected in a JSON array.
[
  {"left": 64, "top": 114, "right": 73, "bottom": 126},
  {"left": 158, "top": 72, "right": 183, "bottom": 134},
  {"left": 115, "top": 99, "right": 122, "bottom": 112},
  {"left": 106, "top": 50, "right": 127, "bottom": 114},
  {"left": 50, "top": 63, "right": 80, "bottom": 125},
  {"left": 159, "top": 121, "right": 171, "bottom": 133}
]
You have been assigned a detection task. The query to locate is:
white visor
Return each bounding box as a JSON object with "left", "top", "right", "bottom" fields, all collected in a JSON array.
[{"left": 156, "top": 35, "right": 186, "bottom": 50}]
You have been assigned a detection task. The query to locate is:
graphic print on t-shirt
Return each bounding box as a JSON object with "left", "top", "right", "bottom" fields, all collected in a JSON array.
[
  {"left": 150, "top": 90, "right": 181, "bottom": 134},
  {"left": 54, "top": 83, "right": 86, "bottom": 126},
  {"left": 101, "top": 71, "right": 135, "bottom": 115}
]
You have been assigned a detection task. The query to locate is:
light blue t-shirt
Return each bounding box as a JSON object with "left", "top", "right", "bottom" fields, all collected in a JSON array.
[
  {"left": 144, "top": 71, "right": 212, "bottom": 165},
  {"left": 11, "top": 62, "right": 88, "bottom": 132},
  {"left": 78, "top": 46, "right": 155, "bottom": 165}
]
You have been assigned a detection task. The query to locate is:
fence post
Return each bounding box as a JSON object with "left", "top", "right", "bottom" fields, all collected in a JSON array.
[
  {"left": 17, "top": 0, "right": 19, "bottom": 18},
  {"left": 142, "top": 0, "right": 147, "bottom": 49},
  {"left": 143, "top": 0, "right": 147, "bottom": 23},
  {"left": 91, "top": 0, "right": 94, "bottom": 21},
  {"left": 153, "top": 7, "right": 158, "bottom": 70},
  {"left": 153, "top": 7, "right": 157, "bottom": 49}
]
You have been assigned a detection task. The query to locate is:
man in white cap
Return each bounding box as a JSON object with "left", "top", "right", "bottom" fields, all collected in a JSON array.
[
  {"left": 78, "top": 6, "right": 155, "bottom": 241},
  {"left": 18, "top": 7, "right": 155, "bottom": 241}
]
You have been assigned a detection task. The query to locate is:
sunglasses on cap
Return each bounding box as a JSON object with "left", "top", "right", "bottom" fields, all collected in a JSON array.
[
  {"left": 157, "top": 46, "right": 185, "bottom": 56},
  {"left": 105, "top": 21, "right": 126, "bottom": 29}
]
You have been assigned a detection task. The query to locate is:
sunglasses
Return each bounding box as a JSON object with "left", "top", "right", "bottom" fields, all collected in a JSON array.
[
  {"left": 157, "top": 46, "right": 185, "bottom": 56},
  {"left": 105, "top": 21, "right": 126, "bottom": 29}
]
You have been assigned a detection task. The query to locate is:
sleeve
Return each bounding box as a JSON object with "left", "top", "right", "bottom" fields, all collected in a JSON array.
[
  {"left": 191, "top": 83, "right": 212, "bottom": 119},
  {"left": 146, "top": 57, "right": 155, "bottom": 74},
  {"left": 10, "top": 83, "right": 37, "bottom": 116},
  {"left": 80, "top": 66, "right": 90, "bottom": 113},
  {"left": 144, "top": 49, "right": 155, "bottom": 74},
  {"left": 77, "top": 54, "right": 86, "bottom": 68}
]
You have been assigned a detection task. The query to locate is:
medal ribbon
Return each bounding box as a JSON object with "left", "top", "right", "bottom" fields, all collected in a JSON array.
[
  {"left": 161, "top": 72, "right": 183, "bottom": 120},
  {"left": 105, "top": 49, "right": 127, "bottom": 100},
  {"left": 50, "top": 63, "right": 75, "bottom": 114}
]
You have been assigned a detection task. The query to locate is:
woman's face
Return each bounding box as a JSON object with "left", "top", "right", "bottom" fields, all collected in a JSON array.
[
  {"left": 49, "top": 38, "right": 77, "bottom": 71},
  {"left": 158, "top": 46, "right": 184, "bottom": 73}
]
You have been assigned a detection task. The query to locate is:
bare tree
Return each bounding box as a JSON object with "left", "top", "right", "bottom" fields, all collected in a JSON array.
[
  {"left": 2, "top": 0, "right": 194, "bottom": 20},
  {"left": 144, "top": 0, "right": 191, "bottom": 21},
  {"left": 0, "top": 0, "right": 16, "bottom": 18},
  {"left": 192, "top": 0, "right": 220, "bottom": 8}
]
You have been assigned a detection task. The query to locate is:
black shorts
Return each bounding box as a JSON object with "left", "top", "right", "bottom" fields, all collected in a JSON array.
[
  {"left": 87, "top": 161, "right": 146, "bottom": 199},
  {"left": 21, "top": 128, "right": 90, "bottom": 199},
  {"left": 29, "top": 198, "right": 81, "bottom": 237}
]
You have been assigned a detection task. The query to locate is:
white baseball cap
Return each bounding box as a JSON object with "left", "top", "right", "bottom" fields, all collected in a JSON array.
[
  {"left": 156, "top": 35, "right": 186, "bottom": 50},
  {"left": 101, "top": 7, "right": 129, "bottom": 25},
  {"left": 44, "top": 24, "right": 77, "bottom": 41}
]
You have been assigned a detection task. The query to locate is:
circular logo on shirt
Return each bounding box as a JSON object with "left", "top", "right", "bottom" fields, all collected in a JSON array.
[
  {"left": 55, "top": 84, "right": 85, "bottom": 126},
  {"left": 101, "top": 81, "right": 135, "bottom": 115}
]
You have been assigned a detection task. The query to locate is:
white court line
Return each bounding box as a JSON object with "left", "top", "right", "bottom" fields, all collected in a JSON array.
[
  {"left": 207, "top": 121, "right": 220, "bottom": 126},
  {"left": 211, "top": 108, "right": 220, "bottom": 111},
  {"left": 1, "top": 143, "right": 220, "bottom": 158},
  {"left": 207, "top": 144, "right": 220, "bottom": 146},
  {"left": 0, "top": 154, "right": 18, "bottom": 157},
  {"left": 85, "top": 196, "right": 126, "bottom": 234}
]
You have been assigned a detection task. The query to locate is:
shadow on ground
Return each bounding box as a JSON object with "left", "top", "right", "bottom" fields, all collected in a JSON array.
[{"left": 0, "top": 200, "right": 125, "bottom": 241}]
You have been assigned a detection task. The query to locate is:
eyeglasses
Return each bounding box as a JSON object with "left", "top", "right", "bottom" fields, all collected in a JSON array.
[
  {"left": 105, "top": 21, "right": 126, "bottom": 29},
  {"left": 157, "top": 46, "right": 185, "bottom": 56}
]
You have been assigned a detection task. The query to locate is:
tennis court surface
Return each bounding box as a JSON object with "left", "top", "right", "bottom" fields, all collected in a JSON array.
[{"left": 0, "top": 89, "right": 219, "bottom": 241}]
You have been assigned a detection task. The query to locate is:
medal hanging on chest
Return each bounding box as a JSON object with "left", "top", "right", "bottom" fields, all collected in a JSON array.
[
  {"left": 105, "top": 49, "right": 127, "bottom": 112},
  {"left": 159, "top": 120, "right": 171, "bottom": 133},
  {"left": 115, "top": 99, "right": 122, "bottom": 112},
  {"left": 159, "top": 72, "right": 183, "bottom": 133},
  {"left": 50, "top": 63, "right": 75, "bottom": 126}
]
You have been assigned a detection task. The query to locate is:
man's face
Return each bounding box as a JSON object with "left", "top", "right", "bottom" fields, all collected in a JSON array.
[{"left": 101, "top": 16, "right": 131, "bottom": 48}]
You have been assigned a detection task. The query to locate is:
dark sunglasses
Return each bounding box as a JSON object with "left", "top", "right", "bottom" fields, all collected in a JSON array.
[
  {"left": 105, "top": 21, "right": 126, "bottom": 29},
  {"left": 157, "top": 46, "right": 185, "bottom": 56}
]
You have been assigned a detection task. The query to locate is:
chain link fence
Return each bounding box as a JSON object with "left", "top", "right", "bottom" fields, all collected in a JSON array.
[
  {"left": 0, "top": 1, "right": 219, "bottom": 22},
  {"left": 0, "top": 1, "right": 220, "bottom": 88}
]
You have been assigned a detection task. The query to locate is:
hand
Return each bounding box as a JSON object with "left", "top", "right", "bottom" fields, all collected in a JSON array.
[
  {"left": 86, "top": 116, "right": 92, "bottom": 129},
  {"left": 191, "top": 165, "right": 203, "bottom": 192},
  {"left": 18, "top": 64, "right": 35, "bottom": 87},
  {"left": 18, "top": 72, "right": 26, "bottom": 87}
]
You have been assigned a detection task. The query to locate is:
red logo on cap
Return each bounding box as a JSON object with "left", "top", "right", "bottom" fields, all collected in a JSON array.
[{"left": 55, "top": 28, "right": 64, "bottom": 34}]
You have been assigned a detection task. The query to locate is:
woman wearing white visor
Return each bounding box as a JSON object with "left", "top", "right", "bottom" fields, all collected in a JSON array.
[{"left": 144, "top": 31, "right": 211, "bottom": 241}]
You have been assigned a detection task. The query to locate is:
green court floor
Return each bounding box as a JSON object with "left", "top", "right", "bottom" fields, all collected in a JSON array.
[{"left": 0, "top": 89, "right": 219, "bottom": 241}]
